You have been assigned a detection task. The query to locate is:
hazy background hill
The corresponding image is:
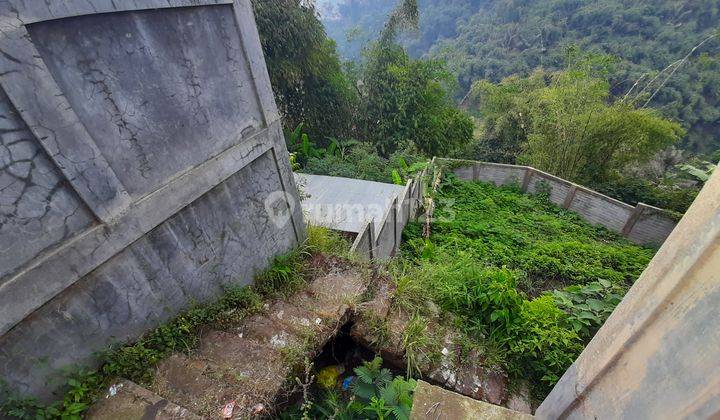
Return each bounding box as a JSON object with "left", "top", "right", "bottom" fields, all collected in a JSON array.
[{"left": 320, "top": 0, "right": 720, "bottom": 153}]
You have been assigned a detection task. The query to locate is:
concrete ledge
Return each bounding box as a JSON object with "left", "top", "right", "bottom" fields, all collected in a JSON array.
[{"left": 410, "top": 380, "right": 533, "bottom": 420}]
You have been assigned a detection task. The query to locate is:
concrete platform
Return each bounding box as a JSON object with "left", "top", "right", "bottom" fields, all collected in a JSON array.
[
  {"left": 295, "top": 173, "right": 405, "bottom": 233},
  {"left": 410, "top": 380, "right": 533, "bottom": 420}
]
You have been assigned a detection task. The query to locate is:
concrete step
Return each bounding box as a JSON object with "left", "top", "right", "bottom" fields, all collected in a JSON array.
[
  {"left": 87, "top": 267, "right": 369, "bottom": 419},
  {"left": 197, "top": 330, "right": 289, "bottom": 405},
  {"left": 288, "top": 270, "right": 368, "bottom": 321},
  {"left": 410, "top": 380, "right": 533, "bottom": 420},
  {"left": 151, "top": 353, "right": 247, "bottom": 418},
  {"left": 85, "top": 379, "right": 200, "bottom": 420}
]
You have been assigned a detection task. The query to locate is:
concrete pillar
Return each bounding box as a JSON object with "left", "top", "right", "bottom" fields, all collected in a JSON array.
[{"left": 521, "top": 168, "right": 534, "bottom": 193}]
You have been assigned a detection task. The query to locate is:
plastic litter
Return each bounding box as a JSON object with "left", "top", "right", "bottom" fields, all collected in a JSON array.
[
  {"left": 342, "top": 375, "right": 355, "bottom": 391},
  {"left": 252, "top": 403, "right": 265, "bottom": 415},
  {"left": 107, "top": 383, "right": 123, "bottom": 398},
  {"left": 317, "top": 365, "right": 345, "bottom": 389},
  {"left": 221, "top": 400, "right": 235, "bottom": 418}
]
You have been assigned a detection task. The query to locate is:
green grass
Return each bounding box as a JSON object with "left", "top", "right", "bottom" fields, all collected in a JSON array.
[
  {"left": 1, "top": 226, "right": 349, "bottom": 420},
  {"left": 396, "top": 175, "right": 656, "bottom": 399}
]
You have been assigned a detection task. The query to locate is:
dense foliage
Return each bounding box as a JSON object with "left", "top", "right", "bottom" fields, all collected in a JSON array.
[
  {"left": 252, "top": 0, "right": 356, "bottom": 142},
  {"left": 398, "top": 176, "right": 654, "bottom": 396},
  {"left": 323, "top": 0, "right": 720, "bottom": 153},
  {"left": 359, "top": 44, "right": 474, "bottom": 157},
  {"left": 283, "top": 357, "right": 417, "bottom": 420},
  {"left": 255, "top": 0, "right": 473, "bottom": 172},
  {"left": 468, "top": 50, "right": 685, "bottom": 184}
]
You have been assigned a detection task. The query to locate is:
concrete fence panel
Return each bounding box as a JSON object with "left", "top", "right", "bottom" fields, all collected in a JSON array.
[
  {"left": 625, "top": 204, "right": 678, "bottom": 245},
  {"left": 475, "top": 162, "right": 528, "bottom": 186},
  {"left": 526, "top": 170, "right": 574, "bottom": 208},
  {"left": 395, "top": 181, "right": 413, "bottom": 242},
  {"left": 441, "top": 158, "right": 678, "bottom": 246},
  {"left": 568, "top": 187, "right": 635, "bottom": 233},
  {"left": 350, "top": 220, "right": 374, "bottom": 260}
]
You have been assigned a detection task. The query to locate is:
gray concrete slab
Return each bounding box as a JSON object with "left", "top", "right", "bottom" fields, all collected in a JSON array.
[{"left": 295, "top": 173, "right": 405, "bottom": 233}]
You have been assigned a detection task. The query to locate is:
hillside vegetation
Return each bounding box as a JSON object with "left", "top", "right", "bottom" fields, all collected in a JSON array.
[
  {"left": 324, "top": 0, "right": 720, "bottom": 153},
  {"left": 398, "top": 175, "right": 655, "bottom": 397}
]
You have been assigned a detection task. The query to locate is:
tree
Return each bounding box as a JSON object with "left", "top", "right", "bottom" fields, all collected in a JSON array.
[
  {"left": 356, "top": 0, "right": 474, "bottom": 157},
  {"left": 470, "top": 51, "right": 685, "bottom": 184},
  {"left": 251, "top": 0, "right": 356, "bottom": 142}
]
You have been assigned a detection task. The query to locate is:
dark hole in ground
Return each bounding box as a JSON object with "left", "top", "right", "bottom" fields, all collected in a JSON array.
[
  {"left": 274, "top": 320, "right": 404, "bottom": 417},
  {"left": 313, "top": 321, "right": 374, "bottom": 373}
]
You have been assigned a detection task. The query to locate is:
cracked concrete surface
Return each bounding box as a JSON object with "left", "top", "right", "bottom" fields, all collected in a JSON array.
[
  {"left": 0, "top": 151, "right": 299, "bottom": 400},
  {"left": 28, "top": 5, "right": 264, "bottom": 198},
  {"left": 0, "top": 87, "right": 95, "bottom": 281}
]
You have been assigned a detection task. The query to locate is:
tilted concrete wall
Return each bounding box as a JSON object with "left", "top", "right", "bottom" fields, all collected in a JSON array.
[
  {"left": 349, "top": 170, "right": 426, "bottom": 260},
  {"left": 350, "top": 220, "right": 374, "bottom": 260},
  {"left": 0, "top": 0, "right": 304, "bottom": 400},
  {"left": 536, "top": 158, "right": 720, "bottom": 419},
  {"left": 443, "top": 159, "right": 678, "bottom": 246}
]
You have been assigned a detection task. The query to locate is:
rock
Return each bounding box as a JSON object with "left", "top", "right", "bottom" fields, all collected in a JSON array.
[
  {"left": 505, "top": 382, "right": 534, "bottom": 414},
  {"left": 427, "top": 338, "right": 508, "bottom": 406},
  {"left": 353, "top": 294, "right": 510, "bottom": 407},
  {"left": 350, "top": 276, "right": 396, "bottom": 350},
  {"left": 377, "top": 307, "right": 412, "bottom": 368}
]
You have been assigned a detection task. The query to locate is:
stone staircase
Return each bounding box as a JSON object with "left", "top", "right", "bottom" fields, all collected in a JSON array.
[{"left": 86, "top": 267, "right": 368, "bottom": 419}]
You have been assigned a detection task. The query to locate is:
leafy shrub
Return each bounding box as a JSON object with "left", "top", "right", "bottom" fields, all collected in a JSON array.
[
  {"left": 592, "top": 175, "right": 698, "bottom": 214},
  {"left": 506, "top": 296, "right": 583, "bottom": 394},
  {"left": 421, "top": 259, "right": 524, "bottom": 335},
  {"left": 303, "top": 142, "right": 426, "bottom": 184},
  {"left": 551, "top": 280, "right": 624, "bottom": 339},
  {"left": 351, "top": 357, "right": 417, "bottom": 420},
  {"left": 395, "top": 176, "right": 655, "bottom": 399}
]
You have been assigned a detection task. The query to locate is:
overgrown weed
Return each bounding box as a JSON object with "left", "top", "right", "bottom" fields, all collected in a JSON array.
[{"left": 393, "top": 175, "right": 656, "bottom": 398}]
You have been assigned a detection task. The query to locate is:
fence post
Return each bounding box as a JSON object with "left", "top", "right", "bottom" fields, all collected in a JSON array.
[
  {"left": 563, "top": 185, "right": 579, "bottom": 209},
  {"left": 473, "top": 163, "right": 481, "bottom": 181},
  {"left": 622, "top": 203, "right": 646, "bottom": 236},
  {"left": 368, "top": 221, "right": 375, "bottom": 260},
  {"left": 521, "top": 167, "right": 534, "bottom": 192}
]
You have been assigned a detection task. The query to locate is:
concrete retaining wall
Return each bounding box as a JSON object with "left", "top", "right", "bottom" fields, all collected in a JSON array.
[
  {"left": 0, "top": 0, "right": 304, "bottom": 400},
  {"left": 443, "top": 159, "right": 678, "bottom": 246}
]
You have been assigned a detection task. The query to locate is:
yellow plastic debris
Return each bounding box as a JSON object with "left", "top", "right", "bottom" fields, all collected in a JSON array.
[{"left": 317, "top": 365, "right": 344, "bottom": 389}]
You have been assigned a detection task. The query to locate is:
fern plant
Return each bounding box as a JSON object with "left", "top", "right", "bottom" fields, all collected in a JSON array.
[
  {"left": 351, "top": 357, "right": 392, "bottom": 400},
  {"left": 350, "top": 357, "right": 417, "bottom": 420}
]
